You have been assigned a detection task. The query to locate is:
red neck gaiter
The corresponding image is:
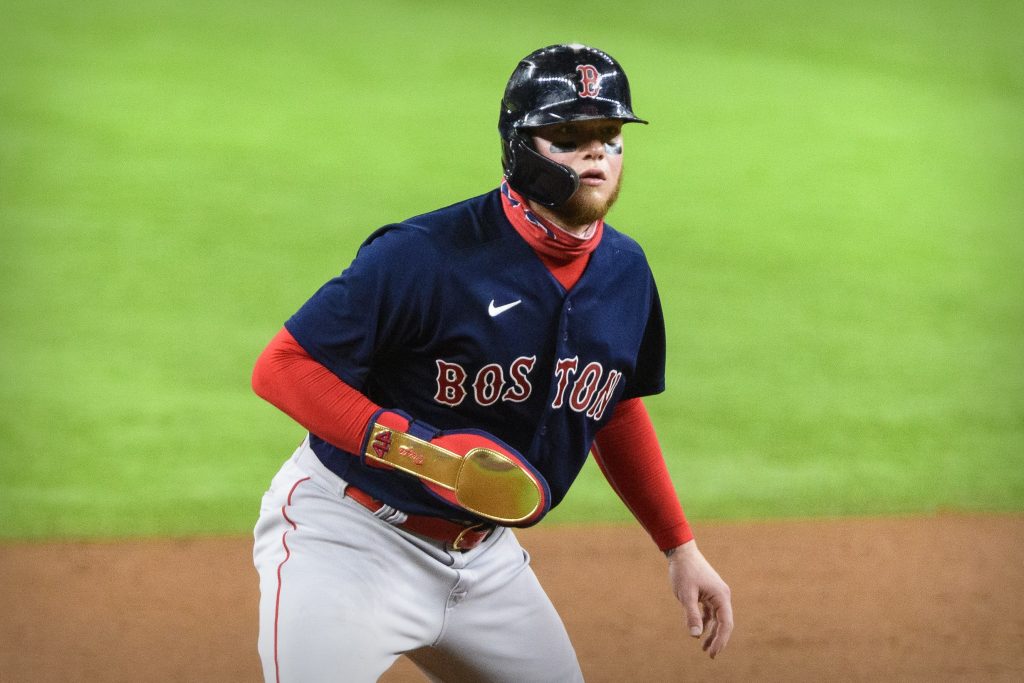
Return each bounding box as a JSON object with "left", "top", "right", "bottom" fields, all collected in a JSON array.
[{"left": 499, "top": 181, "right": 603, "bottom": 264}]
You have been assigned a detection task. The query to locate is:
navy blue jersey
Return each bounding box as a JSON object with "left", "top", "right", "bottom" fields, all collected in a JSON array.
[{"left": 285, "top": 188, "right": 665, "bottom": 522}]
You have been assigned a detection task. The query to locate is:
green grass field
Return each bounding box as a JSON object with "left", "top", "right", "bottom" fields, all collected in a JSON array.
[{"left": 2, "top": 0, "right": 1022, "bottom": 539}]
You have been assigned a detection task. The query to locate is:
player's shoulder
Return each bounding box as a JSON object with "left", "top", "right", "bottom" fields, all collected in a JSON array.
[{"left": 361, "top": 190, "right": 503, "bottom": 254}]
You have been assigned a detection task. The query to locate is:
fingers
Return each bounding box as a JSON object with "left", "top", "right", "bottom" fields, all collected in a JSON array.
[
  {"left": 684, "top": 588, "right": 732, "bottom": 658},
  {"left": 703, "top": 595, "right": 734, "bottom": 659},
  {"left": 700, "top": 603, "right": 717, "bottom": 652}
]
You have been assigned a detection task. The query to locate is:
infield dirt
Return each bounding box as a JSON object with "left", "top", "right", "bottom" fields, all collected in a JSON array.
[{"left": 2, "top": 515, "right": 1021, "bottom": 682}]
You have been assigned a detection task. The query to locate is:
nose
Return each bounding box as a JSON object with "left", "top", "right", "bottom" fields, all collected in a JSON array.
[{"left": 581, "top": 137, "right": 605, "bottom": 159}]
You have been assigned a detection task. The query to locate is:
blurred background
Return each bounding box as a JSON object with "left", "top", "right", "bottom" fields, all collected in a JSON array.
[{"left": 1, "top": 0, "right": 1021, "bottom": 539}]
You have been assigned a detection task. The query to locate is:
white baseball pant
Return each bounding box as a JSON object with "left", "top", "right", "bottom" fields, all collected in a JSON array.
[{"left": 253, "top": 437, "right": 584, "bottom": 682}]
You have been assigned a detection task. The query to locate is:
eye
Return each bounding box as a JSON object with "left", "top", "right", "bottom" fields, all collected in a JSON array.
[{"left": 549, "top": 141, "right": 578, "bottom": 153}]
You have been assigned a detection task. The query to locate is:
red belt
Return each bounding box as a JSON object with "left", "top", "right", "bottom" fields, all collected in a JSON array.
[{"left": 345, "top": 485, "right": 494, "bottom": 551}]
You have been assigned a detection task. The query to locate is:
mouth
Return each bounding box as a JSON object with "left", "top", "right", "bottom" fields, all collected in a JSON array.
[{"left": 578, "top": 169, "right": 607, "bottom": 186}]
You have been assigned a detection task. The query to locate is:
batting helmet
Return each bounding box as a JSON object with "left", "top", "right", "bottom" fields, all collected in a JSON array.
[{"left": 499, "top": 44, "right": 648, "bottom": 207}]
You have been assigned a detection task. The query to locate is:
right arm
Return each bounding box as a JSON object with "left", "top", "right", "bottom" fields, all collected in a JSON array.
[{"left": 252, "top": 327, "right": 549, "bottom": 525}]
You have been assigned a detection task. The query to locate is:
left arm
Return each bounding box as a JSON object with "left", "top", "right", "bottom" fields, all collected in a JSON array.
[{"left": 593, "top": 398, "right": 734, "bottom": 658}]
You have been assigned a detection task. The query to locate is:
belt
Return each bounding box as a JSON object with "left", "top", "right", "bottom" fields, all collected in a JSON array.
[{"left": 345, "top": 485, "right": 494, "bottom": 551}]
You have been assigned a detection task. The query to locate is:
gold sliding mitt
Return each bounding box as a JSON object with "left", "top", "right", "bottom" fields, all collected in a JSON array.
[{"left": 361, "top": 410, "right": 550, "bottom": 527}]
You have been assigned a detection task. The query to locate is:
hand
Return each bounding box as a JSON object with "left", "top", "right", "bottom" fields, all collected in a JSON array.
[{"left": 666, "top": 539, "right": 733, "bottom": 659}]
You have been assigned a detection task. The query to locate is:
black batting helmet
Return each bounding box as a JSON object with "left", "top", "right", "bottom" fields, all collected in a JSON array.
[{"left": 499, "top": 44, "right": 648, "bottom": 207}]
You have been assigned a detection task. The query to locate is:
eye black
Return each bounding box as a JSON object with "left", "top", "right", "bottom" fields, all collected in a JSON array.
[{"left": 549, "top": 141, "right": 578, "bottom": 153}]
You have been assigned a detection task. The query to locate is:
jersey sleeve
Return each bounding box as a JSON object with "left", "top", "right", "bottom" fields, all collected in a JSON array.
[
  {"left": 283, "top": 225, "right": 440, "bottom": 390},
  {"left": 622, "top": 274, "right": 666, "bottom": 399}
]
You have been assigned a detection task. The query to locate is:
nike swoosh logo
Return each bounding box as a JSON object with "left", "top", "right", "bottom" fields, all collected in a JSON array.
[{"left": 488, "top": 299, "right": 522, "bottom": 317}]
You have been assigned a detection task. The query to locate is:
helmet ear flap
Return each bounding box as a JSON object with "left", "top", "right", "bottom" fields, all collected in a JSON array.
[{"left": 502, "top": 134, "right": 580, "bottom": 208}]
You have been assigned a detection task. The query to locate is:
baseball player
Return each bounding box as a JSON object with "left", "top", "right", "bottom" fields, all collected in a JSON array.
[{"left": 252, "top": 43, "right": 733, "bottom": 682}]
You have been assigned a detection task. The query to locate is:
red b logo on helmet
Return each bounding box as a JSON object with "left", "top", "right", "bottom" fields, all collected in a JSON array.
[{"left": 576, "top": 64, "right": 600, "bottom": 98}]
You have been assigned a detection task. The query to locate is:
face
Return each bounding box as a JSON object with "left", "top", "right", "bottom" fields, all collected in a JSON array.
[{"left": 530, "top": 119, "right": 624, "bottom": 227}]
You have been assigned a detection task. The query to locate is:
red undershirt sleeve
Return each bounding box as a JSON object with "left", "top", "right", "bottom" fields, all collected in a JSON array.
[
  {"left": 592, "top": 398, "right": 694, "bottom": 551},
  {"left": 251, "top": 327, "right": 380, "bottom": 454}
]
